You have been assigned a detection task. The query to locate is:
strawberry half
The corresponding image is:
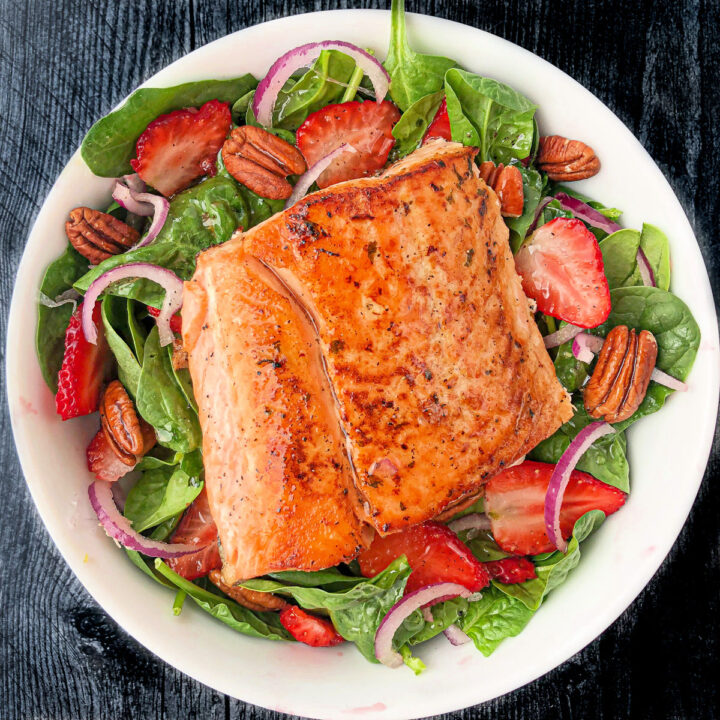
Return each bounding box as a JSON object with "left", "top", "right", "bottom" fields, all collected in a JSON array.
[
  {"left": 484, "top": 557, "right": 537, "bottom": 584},
  {"left": 485, "top": 461, "right": 626, "bottom": 556},
  {"left": 514, "top": 217, "right": 611, "bottom": 328},
  {"left": 295, "top": 100, "right": 401, "bottom": 188},
  {"left": 130, "top": 99, "right": 231, "bottom": 197},
  {"left": 56, "top": 302, "right": 111, "bottom": 420},
  {"left": 86, "top": 429, "right": 133, "bottom": 482},
  {"left": 358, "top": 521, "right": 490, "bottom": 594},
  {"left": 279, "top": 606, "right": 344, "bottom": 647},
  {"left": 422, "top": 97, "right": 452, "bottom": 144},
  {"left": 167, "top": 487, "right": 222, "bottom": 580}
]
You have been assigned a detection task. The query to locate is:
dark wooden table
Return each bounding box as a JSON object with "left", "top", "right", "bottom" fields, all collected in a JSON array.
[{"left": 1, "top": 1, "right": 718, "bottom": 718}]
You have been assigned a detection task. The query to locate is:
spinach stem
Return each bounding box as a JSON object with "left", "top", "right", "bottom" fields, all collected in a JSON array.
[
  {"left": 172, "top": 589, "right": 187, "bottom": 616},
  {"left": 341, "top": 63, "right": 365, "bottom": 103},
  {"left": 545, "top": 316, "right": 557, "bottom": 334}
]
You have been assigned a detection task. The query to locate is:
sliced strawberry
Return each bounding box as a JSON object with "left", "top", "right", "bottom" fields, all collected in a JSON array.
[
  {"left": 130, "top": 99, "right": 231, "bottom": 197},
  {"left": 295, "top": 100, "right": 401, "bottom": 188},
  {"left": 146, "top": 305, "right": 182, "bottom": 334},
  {"left": 167, "top": 488, "right": 221, "bottom": 580},
  {"left": 279, "top": 606, "right": 344, "bottom": 647},
  {"left": 358, "top": 521, "right": 490, "bottom": 594},
  {"left": 514, "top": 217, "right": 611, "bottom": 328},
  {"left": 484, "top": 557, "right": 537, "bottom": 584},
  {"left": 56, "top": 302, "right": 111, "bottom": 420},
  {"left": 422, "top": 97, "right": 452, "bottom": 143},
  {"left": 485, "top": 461, "right": 626, "bottom": 556},
  {"left": 86, "top": 430, "right": 132, "bottom": 482}
]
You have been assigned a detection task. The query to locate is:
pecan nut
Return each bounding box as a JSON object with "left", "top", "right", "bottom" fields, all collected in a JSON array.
[
  {"left": 478, "top": 161, "right": 524, "bottom": 217},
  {"left": 222, "top": 126, "right": 306, "bottom": 200},
  {"left": 583, "top": 325, "right": 658, "bottom": 423},
  {"left": 537, "top": 135, "right": 600, "bottom": 181},
  {"left": 65, "top": 207, "right": 140, "bottom": 264},
  {"left": 208, "top": 570, "right": 288, "bottom": 612},
  {"left": 100, "top": 380, "right": 156, "bottom": 465},
  {"left": 171, "top": 337, "right": 189, "bottom": 370}
]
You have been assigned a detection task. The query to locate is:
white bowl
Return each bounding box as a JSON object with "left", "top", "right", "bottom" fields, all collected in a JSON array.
[{"left": 7, "top": 9, "right": 719, "bottom": 719}]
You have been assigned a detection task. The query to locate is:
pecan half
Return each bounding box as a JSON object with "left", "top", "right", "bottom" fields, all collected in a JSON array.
[
  {"left": 537, "top": 135, "right": 600, "bottom": 181},
  {"left": 65, "top": 207, "right": 139, "bottom": 264},
  {"left": 208, "top": 570, "right": 288, "bottom": 612},
  {"left": 222, "top": 126, "right": 306, "bottom": 200},
  {"left": 171, "top": 337, "right": 189, "bottom": 370},
  {"left": 584, "top": 326, "right": 658, "bottom": 423},
  {"left": 100, "top": 380, "right": 156, "bottom": 465},
  {"left": 478, "top": 161, "right": 524, "bottom": 217}
]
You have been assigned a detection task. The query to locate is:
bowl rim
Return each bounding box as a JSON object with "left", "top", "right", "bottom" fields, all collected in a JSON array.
[{"left": 7, "top": 8, "right": 720, "bottom": 719}]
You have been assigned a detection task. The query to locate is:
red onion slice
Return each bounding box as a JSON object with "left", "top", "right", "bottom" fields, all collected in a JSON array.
[
  {"left": 112, "top": 181, "right": 170, "bottom": 248},
  {"left": 82, "top": 263, "right": 183, "bottom": 347},
  {"left": 285, "top": 144, "right": 356, "bottom": 208},
  {"left": 572, "top": 333, "right": 605, "bottom": 363},
  {"left": 447, "top": 513, "right": 491, "bottom": 534},
  {"left": 636, "top": 247, "right": 656, "bottom": 287},
  {"left": 555, "top": 192, "right": 622, "bottom": 235},
  {"left": 88, "top": 480, "right": 202, "bottom": 558},
  {"left": 443, "top": 624, "right": 472, "bottom": 646},
  {"left": 375, "top": 583, "right": 472, "bottom": 668},
  {"left": 253, "top": 41, "right": 390, "bottom": 128},
  {"left": 543, "top": 323, "right": 582, "bottom": 349},
  {"left": 421, "top": 607, "right": 434, "bottom": 623},
  {"left": 544, "top": 422, "right": 614, "bottom": 553},
  {"left": 651, "top": 367, "right": 689, "bottom": 392},
  {"left": 121, "top": 173, "right": 147, "bottom": 193}
]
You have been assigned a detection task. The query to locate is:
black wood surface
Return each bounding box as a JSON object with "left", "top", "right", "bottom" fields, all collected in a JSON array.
[{"left": 1, "top": 1, "right": 718, "bottom": 718}]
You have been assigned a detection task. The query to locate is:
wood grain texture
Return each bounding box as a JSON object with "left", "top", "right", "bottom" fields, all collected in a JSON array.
[{"left": 1, "top": 0, "right": 718, "bottom": 718}]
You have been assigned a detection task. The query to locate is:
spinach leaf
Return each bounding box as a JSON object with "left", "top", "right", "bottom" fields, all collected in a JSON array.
[
  {"left": 136, "top": 327, "right": 202, "bottom": 452},
  {"left": 460, "top": 529, "right": 512, "bottom": 562},
  {"left": 154, "top": 561, "right": 292, "bottom": 641},
  {"left": 444, "top": 68, "right": 536, "bottom": 164},
  {"left": 529, "top": 401, "right": 630, "bottom": 491},
  {"left": 493, "top": 510, "right": 605, "bottom": 611},
  {"left": 101, "top": 295, "right": 141, "bottom": 397},
  {"left": 81, "top": 76, "right": 257, "bottom": 177},
  {"left": 268, "top": 567, "right": 366, "bottom": 589},
  {"left": 391, "top": 91, "right": 444, "bottom": 159},
  {"left": 124, "top": 465, "right": 202, "bottom": 533},
  {"left": 506, "top": 166, "right": 544, "bottom": 252},
  {"left": 232, "top": 89, "right": 256, "bottom": 124},
  {"left": 36, "top": 245, "right": 88, "bottom": 392},
  {"left": 399, "top": 645, "right": 426, "bottom": 674},
  {"left": 554, "top": 331, "right": 590, "bottom": 393},
  {"left": 384, "top": 0, "right": 458, "bottom": 111},
  {"left": 74, "top": 176, "right": 250, "bottom": 305},
  {"left": 640, "top": 223, "right": 671, "bottom": 291},
  {"left": 127, "top": 300, "right": 148, "bottom": 363},
  {"left": 459, "top": 584, "right": 535, "bottom": 656},
  {"left": 408, "top": 597, "right": 469, "bottom": 645},
  {"left": 242, "top": 557, "right": 411, "bottom": 662},
  {"left": 536, "top": 197, "right": 573, "bottom": 227},
  {"left": 599, "top": 229, "right": 642, "bottom": 290}
]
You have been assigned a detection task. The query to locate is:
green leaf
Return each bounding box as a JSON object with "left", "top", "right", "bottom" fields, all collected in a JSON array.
[
  {"left": 506, "top": 166, "right": 544, "bottom": 252},
  {"left": 242, "top": 557, "right": 411, "bottom": 662},
  {"left": 399, "top": 644, "right": 426, "bottom": 674},
  {"left": 599, "top": 229, "right": 642, "bottom": 290},
  {"left": 553, "top": 330, "right": 590, "bottom": 393},
  {"left": 384, "top": 0, "right": 458, "bottom": 111},
  {"left": 460, "top": 530, "right": 512, "bottom": 562},
  {"left": 124, "top": 465, "right": 202, "bottom": 533},
  {"left": 444, "top": 68, "right": 536, "bottom": 163},
  {"left": 36, "top": 245, "right": 88, "bottom": 392},
  {"left": 136, "top": 327, "right": 202, "bottom": 452},
  {"left": 127, "top": 300, "right": 148, "bottom": 363},
  {"left": 74, "top": 176, "right": 251, "bottom": 305},
  {"left": 408, "top": 596, "right": 469, "bottom": 645},
  {"left": 101, "top": 295, "right": 141, "bottom": 398},
  {"left": 391, "top": 91, "right": 444, "bottom": 159},
  {"left": 493, "top": 510, "right": 606, "bottom": 610},
  {"left": 231, "top": 89, "right": 256, "bottom": 124},
  {"left": 81, "top": 76, "right": 258, "bottom": 176},
  {"left": 268, "top": 567, "right": 366, "bottom": 589},
  {"left": 639, "top": 223, "right": 671, "bottom": 291},
  {"left": 154, "top": 560, "right": 292, "bottom": 641}
]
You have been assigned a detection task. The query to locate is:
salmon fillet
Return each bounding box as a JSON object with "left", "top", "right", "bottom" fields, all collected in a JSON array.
[{"left": 184, "top": 140, "right": 572, "bottom": 581}]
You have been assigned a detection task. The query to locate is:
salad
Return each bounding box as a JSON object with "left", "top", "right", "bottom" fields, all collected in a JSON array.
[{"left": 36, "top": 0, "right": 700, "bottom": 673}]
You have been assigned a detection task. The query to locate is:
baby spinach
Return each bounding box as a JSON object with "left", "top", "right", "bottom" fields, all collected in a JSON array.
[
  {"left": 600, "top": 228, "right": 642, "bottom": 290},
  {"left": 506, "top": 166, "right": 544, "bottom": 252},
  {"left": 444, "top": 68, "right": 536, "bottom": 164},
  {"left": 136, "top": 327, "right": 202, "bottom": 452},
  {"left": 75, "top": 176, "right": 250, "bottom": 306},
  {"left": 460, "top": 530, "right": 512, "bottom": 563},
  {"left": 101, "top": 295, "right": 142, "bottom": 398},
  {"left": 127, "top": 299, "right": 148, "bottom": 363},
  {"left": 268, "top": 567, "right": 365, "bottom": 589},
  {"left": 390, "top": 90, "right": 444, "bottom": 159},
  {"left": 36, "top": 244, "right": 88, "bottom": 392},
  {"left": 554, "top": 334, "right": 590, "bottom": 393},
  {"left": 81, "top": 75, "right": 257, "bottom": 177},
  {"left": 384, "top": 0, "right": 458, "bottom": 111},
  {"left": 639, "top": 223, "right": 671, "bottom": 291}
]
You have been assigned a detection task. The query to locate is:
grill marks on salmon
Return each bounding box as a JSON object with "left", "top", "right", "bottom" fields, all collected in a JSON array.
[{"left": 184, "top": 140, "right": 573, "bottom": 581}]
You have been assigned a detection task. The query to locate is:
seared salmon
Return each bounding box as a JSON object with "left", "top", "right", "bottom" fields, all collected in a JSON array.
[{"left": 184, "top": 140, "right": 572, "bottom": 581}]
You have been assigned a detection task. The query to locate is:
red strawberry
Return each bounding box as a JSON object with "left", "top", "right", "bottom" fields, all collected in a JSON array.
[
  {"left": 167, "top": 488, "right": 222, "bottom": 580},
  {"left": 295, "top": 100, "right": 401, "bottom": 188},
  {"left": 485, "top": 461, "right": 626, "bottom": 556},
  {"left": 279, "top": 606, "right": 344, "bottom": 647},
  {"left": 422, "top": 97, "right": 452, "bottom": 143},
  {"left": 484, "top": 557, "right": 537, "bottom": 584},
  {"left": 358, "top": 521, "right": 490, "bottom": 594},
  {"left": 56, "top": 302, "right": 111, "bottom": 420},
  {"left": 146, "top": 305, "right": 182, "bottom": 334},
  {"left": 514, "top": 217, "right": 611, "bottom": 328},
  {"left": 130, "top": 99, "right": 231, "bottom": 197},
  {"left": 86, "top": 430, "right": 132, "bottom": 482}
]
